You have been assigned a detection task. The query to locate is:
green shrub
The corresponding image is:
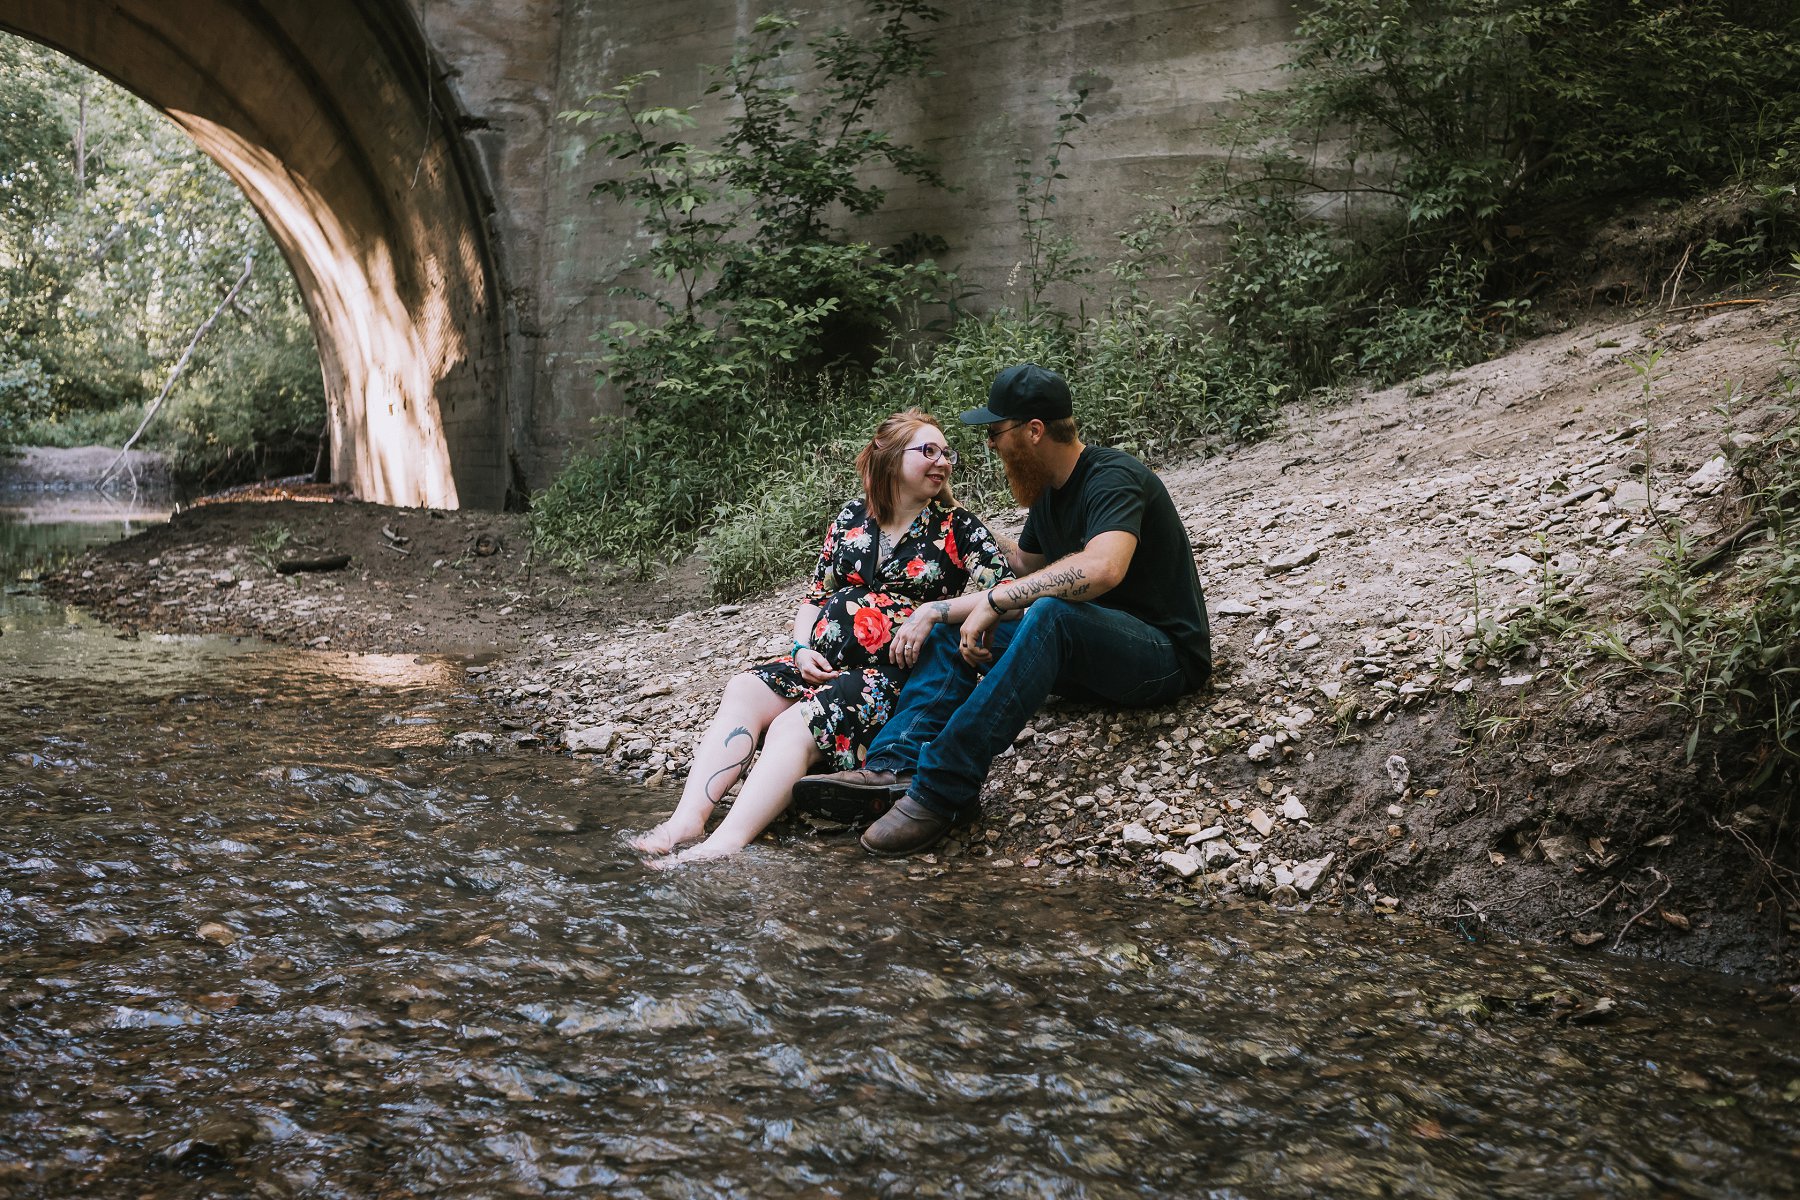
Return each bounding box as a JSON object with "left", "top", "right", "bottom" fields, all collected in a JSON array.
[
  {"left": 13, "top": 401, "right": 139, "bottom": 449},
  {"left": 540, "top": 2, "right": 950, "bottom": 570},
  {"left": 156, "top": 325, "right": 325, "bottom": 490},
  {"left": 699, "top": 459, "right": 857, "bottom": 600},
  {"left": 533, "top": 371, "right": 894, "bottom": 573},
  {"left": 0, "top": 353, "right": 54, "bottom": 446},
  {"left": 1639, "top": 356, "right": 1800, "bottom": 786},
  {"left": 1188, "top": 0, "right": 1799, "bottom": 393}
]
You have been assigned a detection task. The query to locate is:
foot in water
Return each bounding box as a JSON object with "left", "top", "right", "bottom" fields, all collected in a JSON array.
[
  {"left": 627, "top": 821, "right": 706, "bottom": 856},
  {"left": 645, "top": 838, "right": 745, "bottom": 869}
]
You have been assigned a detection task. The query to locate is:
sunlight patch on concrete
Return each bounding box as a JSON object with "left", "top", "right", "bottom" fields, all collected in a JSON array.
[{"left": 171, "top": 114, "right": 463, "bottom": 510}]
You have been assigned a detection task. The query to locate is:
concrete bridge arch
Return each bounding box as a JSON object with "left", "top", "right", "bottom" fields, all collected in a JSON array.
[{"left": 0, "top": 0, "right": 511, "bottom": 509}]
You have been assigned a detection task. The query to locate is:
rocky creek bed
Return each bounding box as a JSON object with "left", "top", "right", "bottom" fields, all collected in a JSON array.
[{"left": 37, "top": 287, "right": 1800, "bottom": 987}]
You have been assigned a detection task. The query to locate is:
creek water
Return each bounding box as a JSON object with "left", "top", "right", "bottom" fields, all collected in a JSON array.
[{"left": 1, "top": 498, "right": 1797, "bottom": 1199}]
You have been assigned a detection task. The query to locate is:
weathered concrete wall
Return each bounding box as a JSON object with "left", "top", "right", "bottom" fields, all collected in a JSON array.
[
  {"left": 410, "top": 0, "right": 1296, "bottom": 486},
  {"left": 0, "top": 0, "right": 512, "bottom": 509},
  {"left": 3, "top": 0, "right": 1297, "bottom": 504},
  {"left": 517, "top": 0, "right": 1297, "bottom": 479}
]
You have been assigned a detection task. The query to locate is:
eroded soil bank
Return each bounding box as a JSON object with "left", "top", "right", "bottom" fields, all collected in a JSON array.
[{"left": 39, "top": 287, "right": 1800, "bottom": 986}]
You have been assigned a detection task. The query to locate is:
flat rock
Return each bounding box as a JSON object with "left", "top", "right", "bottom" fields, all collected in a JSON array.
[
  {"left": 565, "top": 724, "right": 618, "bottom": 753},
  {"left": 196, "top": 921, "right": 238, "bottom": 947},
  {"left": 1686, "top": 456, "right": 1730, "bottom": 493},
  {"left": 1291, "top": 853, "right": 1335, "bottom": 895},
  {"left": 1157, "top": 850, "right": 1201, "bottom": 879},
  {"left": 1197, "top": 838, "right": 1238, "bottom": 867},
  {"left": 1263, "top": 545, "right": 1321, "bottom": 574},
  {"left": 1119, "top": 823, "right": 1158, "bottom": 849}
]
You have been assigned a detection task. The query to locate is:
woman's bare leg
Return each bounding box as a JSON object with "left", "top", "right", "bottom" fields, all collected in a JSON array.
[
  {"left": 662, "top": 704, "right": 821, "bottom": 864},
  {"left": 628, "top": 674, "right": 791, "bottom": 854}
]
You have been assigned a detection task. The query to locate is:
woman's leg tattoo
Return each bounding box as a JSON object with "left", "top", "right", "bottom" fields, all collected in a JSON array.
[{"left": 706, "top": 726, "right": 756, "bottom": 803}]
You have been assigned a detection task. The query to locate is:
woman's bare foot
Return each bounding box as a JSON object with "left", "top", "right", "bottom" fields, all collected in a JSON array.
[
  {"left": 627, "top": 820, "right": 705, "bottom": 856},
  {"left": 646, "top": 837, "right": 748, "bottom": 869}
]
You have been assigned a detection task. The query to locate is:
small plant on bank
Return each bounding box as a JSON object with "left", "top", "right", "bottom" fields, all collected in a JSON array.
[
  {"left": 536, "top": 2, "right": 948, "bottom": 572},
  {"left": 248, "top": 523, "right": 292, "bottom": 572},
  {"left": 1633, "top": 360, "right": 1800, "bottom": 786},
  {"left": 1012, "top": 88, "right": 1096, "bottom": 324}
]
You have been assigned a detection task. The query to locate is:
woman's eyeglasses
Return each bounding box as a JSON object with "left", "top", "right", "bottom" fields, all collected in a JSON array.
[{"left": 906, "top": 443, "right": 959, "bottom": 466}]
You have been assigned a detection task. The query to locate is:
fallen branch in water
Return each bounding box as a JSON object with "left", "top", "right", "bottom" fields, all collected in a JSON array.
[{"left": 99, "top": 251, "right": 256, "bottom": 488}]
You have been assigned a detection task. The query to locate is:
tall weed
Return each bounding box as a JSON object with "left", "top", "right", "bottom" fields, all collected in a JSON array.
[{"left": 1636, "top": 349, "right": 1800, "bottom": 787}]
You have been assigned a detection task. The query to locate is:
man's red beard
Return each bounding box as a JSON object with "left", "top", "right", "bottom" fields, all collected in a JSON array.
[{"left": 1001, "top": 447, "right": 1055, "bottom": 508}]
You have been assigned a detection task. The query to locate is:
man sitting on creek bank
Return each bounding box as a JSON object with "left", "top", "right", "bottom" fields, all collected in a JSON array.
[{"left": 794, "top": 364, "right": 1213, "bottom": 855}]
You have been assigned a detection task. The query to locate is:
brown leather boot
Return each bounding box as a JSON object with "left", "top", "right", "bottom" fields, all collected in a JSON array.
[{"left": 859, "top": 796, "right": 965, "bottom": 857}]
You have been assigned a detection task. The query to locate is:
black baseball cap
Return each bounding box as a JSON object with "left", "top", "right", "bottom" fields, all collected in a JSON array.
[{"left": 959, "top": 363, "right": 1073, "bottom": 425}]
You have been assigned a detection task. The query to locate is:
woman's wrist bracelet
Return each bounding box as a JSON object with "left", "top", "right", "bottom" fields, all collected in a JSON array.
[
  {"left": 986, "top": 589, "right": 1006, "bottom": 615},
  {"left": 793, "top": 640, "right": 809, "bottom": 658}
]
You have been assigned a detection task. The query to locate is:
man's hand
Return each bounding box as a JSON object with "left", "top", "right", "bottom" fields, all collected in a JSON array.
[
  {"left": 958, "top": 594, "right": 1001, "bottom": 667},
  {"left": 889, "top": 601, "right": 949, "bottom": 669},
  {"left": 795, "top": 647, "right": 841, "bottom": 684}
]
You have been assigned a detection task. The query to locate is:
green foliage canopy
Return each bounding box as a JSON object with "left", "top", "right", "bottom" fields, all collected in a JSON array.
[{"left": 0, "top": 34, "right": 324, "bottom": 484}]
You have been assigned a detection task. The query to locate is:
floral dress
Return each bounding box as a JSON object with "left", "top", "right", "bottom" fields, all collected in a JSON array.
[{"left": 750, "top": 497, "right": 1012, "bottom": 770}]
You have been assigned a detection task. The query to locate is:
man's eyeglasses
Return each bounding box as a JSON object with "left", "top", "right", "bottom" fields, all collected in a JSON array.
[
  {"left": 984, "top": 421, "right": 1025, "bottom": 444},
  {"left": 906, "top": 443, "right": 959, "bottom": 465}
]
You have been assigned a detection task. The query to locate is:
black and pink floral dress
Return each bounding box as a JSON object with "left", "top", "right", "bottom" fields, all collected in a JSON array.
[{"left": 750, "top": 497, "right": 1012, "bottom": 770}]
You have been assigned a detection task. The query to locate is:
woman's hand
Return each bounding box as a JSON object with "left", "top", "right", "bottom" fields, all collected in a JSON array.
[
  {"left": 889, "top": 601, "right": 948, "bottom": 669},
  {"left": 958, "top": 594, "right": 1001, "bottom": 667},
  {"left": 794, "top": 647, "right": 841, "bottom": 685}
]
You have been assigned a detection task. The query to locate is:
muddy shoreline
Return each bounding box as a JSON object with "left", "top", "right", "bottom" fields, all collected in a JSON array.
[{"left": 38, "top": 290, "right": 1800, "bottom": 986}]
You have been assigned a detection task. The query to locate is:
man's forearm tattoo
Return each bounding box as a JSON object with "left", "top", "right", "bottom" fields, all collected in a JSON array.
[
  {"left": 705, "top": 725, "right": 756, "bottom": 804},
  {"left": 1001, "top": 565, "right": 1091, "bottom": 608},
  {"left": 926, "top": 601, "right": 951, "bottom": 620}
]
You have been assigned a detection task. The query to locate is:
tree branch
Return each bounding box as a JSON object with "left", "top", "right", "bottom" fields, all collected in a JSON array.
[{"left": 99, "top": 250, "right": 255, "bottom": 486}]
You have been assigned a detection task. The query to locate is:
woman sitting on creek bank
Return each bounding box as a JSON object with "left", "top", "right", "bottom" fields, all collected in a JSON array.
[{"left": 630, "top": 409, "right": 1014, "bottom": 864}]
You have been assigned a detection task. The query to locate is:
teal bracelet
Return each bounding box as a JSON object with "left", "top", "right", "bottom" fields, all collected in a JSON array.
[{"left": 793, "top": 640, "right": 809, "bottom": 659}]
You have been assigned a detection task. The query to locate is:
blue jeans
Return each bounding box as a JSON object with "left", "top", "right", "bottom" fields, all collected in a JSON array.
[{"left": 865, "top": 599, "right": 1195, "bottom": 819}]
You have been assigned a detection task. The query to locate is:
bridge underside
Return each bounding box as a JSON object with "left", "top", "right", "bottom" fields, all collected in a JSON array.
[{"left": 0, "top": 0, "right": 509, "bottom": 508}]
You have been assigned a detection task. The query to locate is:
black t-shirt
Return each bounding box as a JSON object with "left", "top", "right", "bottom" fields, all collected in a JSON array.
[{"left": 1019, "top": 445, "right": 1211, "bottom": 687}]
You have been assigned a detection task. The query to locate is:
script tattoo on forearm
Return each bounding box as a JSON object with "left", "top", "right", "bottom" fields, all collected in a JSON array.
[
  {"left": 705, "top": 725, "right": 755, "bottom": 804},
  {"left": 1002, "top": 566, "right": 1091, "bottom": 607}
]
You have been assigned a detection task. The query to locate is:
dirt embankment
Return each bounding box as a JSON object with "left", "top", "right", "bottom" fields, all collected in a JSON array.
[{"left": 43, "top": 287, "right": 1800, "bottom": 985}]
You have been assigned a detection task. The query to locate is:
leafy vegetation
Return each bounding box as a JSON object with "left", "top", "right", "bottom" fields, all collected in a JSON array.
[
  {"left": 1186, "top": 0, "right": 1800, "bottom": 390},
  {"left": 536, "top": 0, "right": 1800, "bottom": 602},
  {"left": 0, "top": 35, "right": 324, "bottom": 485},
  {"left": 534, "top": 2, "right": 948, "bottom": 571},
  {"left": 1631, "top": 336, "right": 1800, "bottom": 791}
]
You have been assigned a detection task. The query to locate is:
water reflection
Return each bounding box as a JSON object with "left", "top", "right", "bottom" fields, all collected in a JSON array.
[{"left": 1, "top": 501, "right": 1797, "bottom": 1199}]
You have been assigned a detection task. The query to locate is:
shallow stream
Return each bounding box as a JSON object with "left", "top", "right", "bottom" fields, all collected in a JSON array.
[{"left": 2, "top": 498, "right": 1796, "bottom": 1198}]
